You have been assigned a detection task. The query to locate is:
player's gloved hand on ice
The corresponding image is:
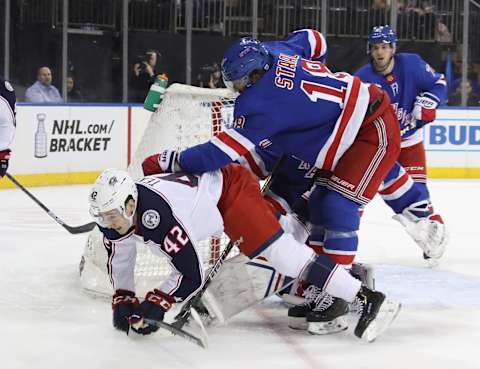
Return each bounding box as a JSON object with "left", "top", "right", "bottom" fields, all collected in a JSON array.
[
  {"left": 142, "top": 149, "right": 180, "bottom": 176},
  {"left": 112, "top": 289, "right": 139, "bottom": 334},
  {"left": 0, "top": 149, "right": 11, "bottom": 177},
  {"left": 412, "top": 94, "right": 438, "bottom": 125},
  {"left": 129, "top": 289, "right": 174, "bottom": 335}
]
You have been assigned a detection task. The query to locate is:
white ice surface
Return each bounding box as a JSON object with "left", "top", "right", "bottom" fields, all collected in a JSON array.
[{"left": 0, "top": 179, "right": 479, "bottom": 369}]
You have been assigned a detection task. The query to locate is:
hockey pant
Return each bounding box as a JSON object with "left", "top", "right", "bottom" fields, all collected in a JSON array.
[
  {"left": 216, "top": 164, "right": 362, "bottom": 303},
  {"left": 308, "top": 85, "right": 401, "bottom": 265}
]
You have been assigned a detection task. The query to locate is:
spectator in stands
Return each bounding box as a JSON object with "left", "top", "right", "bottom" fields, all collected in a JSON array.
[
  {"left": 130, "top": 49, "right": 167, "bottom": 102},
  {"left": 25, "top": 66, "right": 63, "bottom": 103},
  {"left": 435, "top": 17, "right": 452, "bottom": 43},
  {"left": 197, "top": 63, "right": 225, "bottom": 89},
  {"left": 67, "top": 75, "right": 84, "bottom": 102},
  {"left": 448, "top": 80, "right": 480, "bottom": 107},
  {"left": 399, "top": 1, "right": 435, "bottom": 39}
]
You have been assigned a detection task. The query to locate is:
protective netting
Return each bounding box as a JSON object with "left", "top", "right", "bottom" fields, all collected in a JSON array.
[{"left": 80, "top": 84, "right": 237, "bottom": 297}]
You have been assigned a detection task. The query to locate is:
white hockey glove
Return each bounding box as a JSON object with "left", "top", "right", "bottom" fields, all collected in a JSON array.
[
  {"left": 412, "top": 94, "right": 438, "bottom": 127},
  {"left": 142, "top": 149, "right": 181, "bottom": 175},
  {"left": 393, "top": 201, "right": 448, "bottom": 260}
]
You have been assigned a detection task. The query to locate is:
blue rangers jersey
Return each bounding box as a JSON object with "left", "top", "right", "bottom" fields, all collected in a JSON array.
[
  {"left": 179, "top": 33, "right": 370, "bottom": 181},
  {"left": 98, "top": 171, "right": 225, "bottom": 301},
  {"left": 355, "top": 53, "right": 447, "bottom": 146},
  {"left": 234, "top": 30, "right": 326, "bottom": 216}
]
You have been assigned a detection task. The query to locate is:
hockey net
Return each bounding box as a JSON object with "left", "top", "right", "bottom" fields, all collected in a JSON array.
[{"left": 80, "top": 84, "right": 237, "bottom": 297}]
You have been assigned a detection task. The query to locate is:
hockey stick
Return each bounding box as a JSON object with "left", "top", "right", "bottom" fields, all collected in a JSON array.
[
  {"left": 144, "top": 313, "right": 208, "bottom": 349},
  {"left": 172, "top": 154, "right": 288, "bottom": 329},
  {"left": 172, "top": 236, "right": 242, "bottom": 329},
  {"left": 5, "top": 173, "right": 96, "bottom": 234}
]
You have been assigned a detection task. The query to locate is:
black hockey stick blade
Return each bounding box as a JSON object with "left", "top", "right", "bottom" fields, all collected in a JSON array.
[
  {"left": 5, "top": 172, "right": 96, "bottom": 234},
  {"left": 144, "top": 318, "right": 208, "bottom": 349}
]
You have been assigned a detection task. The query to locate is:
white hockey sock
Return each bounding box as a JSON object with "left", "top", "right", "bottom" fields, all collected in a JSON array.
[
  {"left": 261, "top": 233, "right": 315, "bottom": 279},
  {"left": 324, "top": 266, "right": 362, "bottom": 303}
]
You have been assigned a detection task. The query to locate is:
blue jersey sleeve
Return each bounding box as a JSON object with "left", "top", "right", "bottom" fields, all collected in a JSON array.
[
  {"left": 265, "top": 29, "right": 328, "bottom": 63},
  {"left": 179, "top": 141, "right": 233, "bottom": 173},
  {"left": 412, "top": 54, "right": 447, "bottom": 104}
]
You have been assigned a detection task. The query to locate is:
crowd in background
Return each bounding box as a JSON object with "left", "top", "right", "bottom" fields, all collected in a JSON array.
[{"left": 3, "top": 0, "right": 479, "bottom": 106}]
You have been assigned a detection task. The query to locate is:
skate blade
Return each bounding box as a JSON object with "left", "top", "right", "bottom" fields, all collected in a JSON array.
[
  {"left": 307, "top": 317, "right": 348, "bottom": 335},
  {"left": 361, "top": 299, "right": 401, "bottom": 343},
  {"left": 288, "top": 316, "right": 308, "bottom": 330},
  {"left": 423, "top": 253, "right": 440, "bottom": 268}
]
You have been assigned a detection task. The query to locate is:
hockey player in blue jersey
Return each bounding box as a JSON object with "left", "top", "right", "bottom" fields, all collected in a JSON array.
[
  {"left": 0, "top": 78, "right": 16, "bottom": 178},
  {"left": 355, "top": 25, "right": 448, "bottom": 264},
  {"left": 89, "top": 165, "right": 400, "bottom": 342},
  {"left": 143, "top": 30, "right": 402, "bottom": 335}
]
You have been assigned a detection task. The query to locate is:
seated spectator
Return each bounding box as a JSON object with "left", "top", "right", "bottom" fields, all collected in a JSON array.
[
  {"left": 448, "top": 80, "right": 480, "bottom": 107},
  {"left": 130, "top": 49, "right": 167, "bottom": 102},
  {"left": 67, "top": 75, "right": 84, "bottom": 102},
  {"left": 25, "top": 66, "right": 63, "bottom": 103}
]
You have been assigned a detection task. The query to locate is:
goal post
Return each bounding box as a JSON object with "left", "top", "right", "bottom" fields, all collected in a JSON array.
[{"left": 80, "top": 84, "right": 237, "bottom": 297}]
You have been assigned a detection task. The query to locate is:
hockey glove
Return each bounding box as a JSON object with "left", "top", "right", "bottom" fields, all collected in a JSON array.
[
  {"left": 412, "top": 94, "right": 438, "bottom": 126},
  {"left": 129, "top": 289, "right": 175, "bottom": 335},
  {"left": 112, "top": 289, "right": 139, "bottom": 334},
  {"left": 142, "top": 149, "right": 180, "bottom": 176},
  {"left": 0, "top": 149, "right": 11, "bottom": 177}
]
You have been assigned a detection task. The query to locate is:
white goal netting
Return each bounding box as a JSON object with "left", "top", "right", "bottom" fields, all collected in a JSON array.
[{"left": 80, "top": 84, "right": 237, "bottom": 297}]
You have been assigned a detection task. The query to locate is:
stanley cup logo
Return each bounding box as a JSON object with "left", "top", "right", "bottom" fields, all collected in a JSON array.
[{"left": 34, "top": 113, "right": 48, "bottom": 158}]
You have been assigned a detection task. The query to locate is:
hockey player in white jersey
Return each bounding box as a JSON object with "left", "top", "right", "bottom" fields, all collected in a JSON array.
[
  {"left": 89, "top": 164, "right": 400, "bottom": 342},
  {"left": 0, "top": 79, "right": 16, "bottom": 178}
]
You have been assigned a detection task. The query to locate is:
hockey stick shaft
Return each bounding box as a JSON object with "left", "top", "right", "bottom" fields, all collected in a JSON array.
[
  {"left": 172, "top": 237, "right": 240, "bottom": 328},
  {"left": 5, "top": 173, "right": 96, "bottom": 234},
  {"left": 261, "top": 154, "right": 287, "bottom": 194}
]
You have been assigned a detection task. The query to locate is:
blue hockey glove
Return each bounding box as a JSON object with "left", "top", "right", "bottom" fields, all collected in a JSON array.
[{"left": 129, "top": 289, "right": 174, "bottom": 335}]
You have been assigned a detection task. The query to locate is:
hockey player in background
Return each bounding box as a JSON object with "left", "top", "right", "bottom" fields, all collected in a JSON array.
[
  {"left": 0, "top": 78, "right": 16, "bottom": 178},
  {"left": 355, "top": 25, "right": 448, "bottom": 264},
  {"left": 142, "top": 31, "right": 402, "bottom": 335},
  {"left": 88, "top": 165, "right": 400, "bottom": 342}
]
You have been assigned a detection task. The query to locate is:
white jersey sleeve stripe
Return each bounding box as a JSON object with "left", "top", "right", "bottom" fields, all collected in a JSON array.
[
  {"left": 211, "top": 129, "right": 256, "bottom": 161},
  {"left": 315, "top": 77, "right": 370, "bottom": 171}
]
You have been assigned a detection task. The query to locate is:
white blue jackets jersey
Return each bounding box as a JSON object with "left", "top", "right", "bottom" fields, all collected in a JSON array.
[
  {"left": 179, "top": 31, "right": 370, "bottom": 178},
  {"left": 355, "top": 53, "right": 447, "bottom": 146},
  {"left": 0, "top": 79, "right": 16, "bottom": 151},
  {"left": 98, "top": 171, "right": 224, "bottom": 301}
]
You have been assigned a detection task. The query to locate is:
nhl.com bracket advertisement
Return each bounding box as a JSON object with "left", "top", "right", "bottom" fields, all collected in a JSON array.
[{"left": 4, "top": 105, "right": 152, "bottom": 186}]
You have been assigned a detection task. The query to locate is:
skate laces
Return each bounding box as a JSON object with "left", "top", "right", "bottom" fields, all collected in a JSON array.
[
  {"left": 302, "top": 285, "right": 325, "bottom": 307},
  {"left": 312, "top": 292, "right": 334, "bottom": 312},
  {"left": 349, "top": 296, "right": 365, "bottom": 315}
]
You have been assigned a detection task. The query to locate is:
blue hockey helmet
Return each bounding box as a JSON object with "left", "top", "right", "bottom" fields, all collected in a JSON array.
[
  {"left": 221, "top": 37, "right": 272, "bottom": 92},
  {"left": 367, "top": 25, "right": 397, "bottom": 53}
]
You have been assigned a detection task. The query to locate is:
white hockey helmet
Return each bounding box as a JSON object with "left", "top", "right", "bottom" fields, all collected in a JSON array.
[{"left": 89, "top": 169, "right": 138, "bottom": 228}]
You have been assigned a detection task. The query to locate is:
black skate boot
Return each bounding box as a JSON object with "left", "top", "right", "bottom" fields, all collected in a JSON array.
[
  {"left": 306, "top": 294, "right": 349, "bottom": 335},
  {"left": 354, "top": 286, "right": 401, "bottom": 342},
  {"left": 287, "top": 285, "right": 324, "bottom": 330}
]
